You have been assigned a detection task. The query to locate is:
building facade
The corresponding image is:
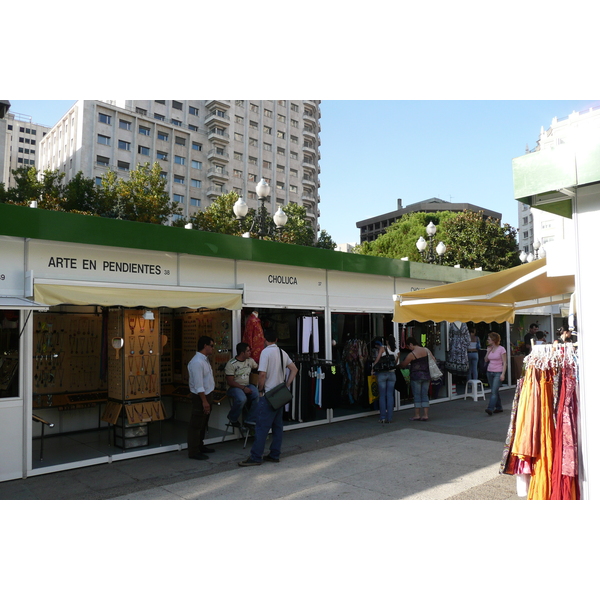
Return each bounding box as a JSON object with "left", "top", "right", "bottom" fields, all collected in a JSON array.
[
  {"left": 0, "top": 112, "right": 51, "bottom": 187},
  {"left": 357, "top": 197, "right": 502, "bottom": 243},
  {"left": 37, "top": 100, "right": 321, "bottom": 231},
  {"left": 517, "top": 105, "right": 600, "bottom": 257}
]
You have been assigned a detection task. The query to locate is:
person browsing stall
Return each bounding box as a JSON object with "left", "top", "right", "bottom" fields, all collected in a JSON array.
[
  {"left": 238, "top": 329, "right": 298, "bottom": 467},
  {"left": 398, "top": 337, "right": 431, "bottom": 422},
  {"left": 187, "top": 336, "right": 217, "bottom": 460},
  {"left": 225, "top": 342, "right": 259, "bottom": 429},
  {"left": 371, "top": 335, "right": 399, "bottom": 423},
  {"left": 484, "top": 332, "right": 507, "bottom": 416}
]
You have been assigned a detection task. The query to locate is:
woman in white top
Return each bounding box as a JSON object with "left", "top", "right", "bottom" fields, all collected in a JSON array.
[{"left": 371, "top": 335, "right": 399, "bottom": 423}]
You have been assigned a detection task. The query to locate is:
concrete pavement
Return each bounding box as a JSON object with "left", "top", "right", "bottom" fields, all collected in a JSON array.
[{"left": 0, "top": 388, "right": 523, "bottom": 500}]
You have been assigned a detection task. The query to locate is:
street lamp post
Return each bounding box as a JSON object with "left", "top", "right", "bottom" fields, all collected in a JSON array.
[
  {"left": 519, "top": 239, "right": 545, "bottom": 263},
  {"left": 232, "top": 178, "right": 288, "bottom": 240},
  {"left": 416, "top": 221, "right": 446, "bottom": 264}
]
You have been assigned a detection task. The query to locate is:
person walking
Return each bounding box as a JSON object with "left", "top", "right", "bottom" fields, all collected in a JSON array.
[
  {"left": 484, "top": 332, "right": 507, "bottom": 416},
  {"left": 225, "top": 342, "right": 259, "bottom": 429},
  {"left": 187, "top": 336, "right": 217, "bottom": 460},
  {"left": 371, "top": 335, "right": 399, "bottom": 423},
  {"left": 399, "top": 337, "right": 431, "bottom": 421},
  {"left": 238, "top": 329, "right": 298, "bottom": 466},
  {"left": 468, "top": 327, "right": 481, "bottom": 381}
]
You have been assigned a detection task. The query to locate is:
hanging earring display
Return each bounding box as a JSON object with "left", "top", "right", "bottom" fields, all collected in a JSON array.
[
  {"left": 148, "top": 340, "right": 154, "bottom": 354},
  {"left": 129, "top": 336, "right": 135, "bottom": 355},
  {"left": 138, "top": 336, "right": 145, "bottom": 354},
  {"left": 138, "top": 316, "right": 145, "bottom": 332},
  {"left": 129, "top": 316, "right": 137, "bottom": 335}
]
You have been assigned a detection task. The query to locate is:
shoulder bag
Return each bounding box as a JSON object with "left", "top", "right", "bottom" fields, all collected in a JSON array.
[
  {"left": 373, "top": 347, "right": 397, "bottom": 372},
  {"left": 426, "top": 349, "right": 443, "bottom": 383},
  {"left": 264, "top": 348, "right": 293, "bottom": 410}
]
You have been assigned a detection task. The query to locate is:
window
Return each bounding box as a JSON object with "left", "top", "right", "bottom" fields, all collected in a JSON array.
[
  {"left": 263, "top": 125, "right": 272, "bottom": 134},
  {"left": 98, "top": 113, "right": 111, "bottom": 124},
  {"left": 159, "top": 171, "right": 167, "bottom": 179},
  {"left": 291, "top": 119, "right": 299, "bottom": 128},
  {"left": 138, "top": 145, "right": 150, "bottom": 156},
  {"left": 175, "top": 136, "right": 186, "bottom": 146},
  {"left": 291, "top": 151, "right": 298, "bottom": 160},
  {"left": 276, "top": 181, "right": 285, "bottom": 190},
  {"left": 291, "top": 135, "right": 298, "bottom": 144},
  {"left": 97, "top": 134, "right": 110, "bottom": 145},
  {"left": 192, "top": 160, "right": 202, "bottom": 170},
  {"left": 119, "top": 119, "right": 132, "bottom": 130},
  {"left": 97, "top": 155, "right": 110, "bottom": 166},
  {"left": 171, "top": 119, "right": 182, "bottom": 126},
  {"left": 235, "top": 115, "right": 244, "bottom": 124},
  {"left": 277, "top": 114, "right": 286, "bottom": 123},
  {"left": 174, "top": 155, "right": 185, "bottom": 165},
  {"left": 248, "top": 156, "right": 258, "bottom": 165},
  {"left": 118, "top": 140, "right": 131, "bottom": 151},
  {"left": 191, "top": 197, "right": 201, "bottom": 206},
  {"left": 234, "top": 151, "right": 243, "bottom": 161},
  {"left": 276, "top": 165, "right": 285, "bottom": 174},
  {"left": 277, "top": 147, "right": 285, "bottom": 156},
  {"left": 277, "top": 131, "right": 285, "bottom": 139},
  {"left": 95, "top": 176, "right": 102, "bottom": 185},
  {"left": 234, "top": 132, "right": 244, "bottom": 142},
  {"left": 174, "top": 175, "right": 185, "bottom": 185},
  {"left": 139, "top": 125, "right": 151, "bottom": 136},
  {"left": 157, "top": 131, "right": 169, "bottom": 141},
  {"left": 249, "top": 137, "right": 258, "bottom": 147},
  {"left": 278, "top": 100, "right": 286, "bottom": 107},
  {"left": 233, "top": 169, "right": 243, "bottom": 178},
  {"left": 248, "top": 173, "right": 257, "bottom": 182},
  {"left": 263, "top": 160, "right": 271, "bottom": 169},
  {"left": 136, "top": 107, "right": 148, "bottom": 115},
  {"left": 188, "top": 124, "right": 199, "bottom": 132},
  {"left": 157, "top": 151, "right": 168, "bottom": 160},
  {"left": 192, "top": 142, "right": 202, "bottom": 151},
  {"left": 172, "top": 101, "right": 183, "bottom": 110},
  {"left": 155, "top": 100, "right": 166, "bottom": 105},
  {"left": 291, "top": 103, "right": 299, "bottom": 112},
  {"left": 235, "top": 100, "right": 245, "bottom": 107},
  {"left": 250, "top": 121, "right": 258, "bottom": 130},
  {"left": 191, "top": 179, "right": 201, "bottom": 188},
  {"left": 173, "top": 193, "right": 184, "bottom": 203},
  {"left": 154, "top": 113, "right": 165, "bottom": 121},
  {"left": 118, "top": 160, "right": 130, "bottom": 171},
  {"left": 250, "top": 103, "right": 258, "bottom": 113},
  {"left": 290, "top": 168, "right": 298, "bottom": 177},
  {"left": 290, "top": 184, "right": 298, "bottom": 193},
  {"left": 264, "top": 108, "right": 273, "bottom": 118},
  {"left": 263, "top": 142, "right": 272, "bottom": 151},
  {"left": 189, "top": 106, "right": 199, "bottom": 116}
]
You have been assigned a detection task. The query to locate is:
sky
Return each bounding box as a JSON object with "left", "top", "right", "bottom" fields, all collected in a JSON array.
[{"left": 8, "top": 98, "right": 596, "bottom": 245}]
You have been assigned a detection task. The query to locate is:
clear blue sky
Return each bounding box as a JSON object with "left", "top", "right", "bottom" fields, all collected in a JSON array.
[{"left": 9, "top": 99, "right": 597, "bottom": 244}]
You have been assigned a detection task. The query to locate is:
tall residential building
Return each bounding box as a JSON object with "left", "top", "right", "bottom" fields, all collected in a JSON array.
[
  {"left": 37, "top": 100, "right": 321, "bottom": 231},
  {"left": 0, "top": 111, "right": 51, "bottom": 187},
  {"left": 517, "top": 104, "right": 600, "bottom": 256}
]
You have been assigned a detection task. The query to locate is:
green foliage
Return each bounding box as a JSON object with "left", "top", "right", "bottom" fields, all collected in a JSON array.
[
  {"left": 358, "top": 210, "right": 519, "bottom": 272},
  {"left": 315, "top": 229, "right": 337, "bottom": 250}
]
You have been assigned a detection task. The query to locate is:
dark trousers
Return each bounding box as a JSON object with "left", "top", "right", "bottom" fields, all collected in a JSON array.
[{"left": 188, "top": 393, "right": 213, "bottom": 457}]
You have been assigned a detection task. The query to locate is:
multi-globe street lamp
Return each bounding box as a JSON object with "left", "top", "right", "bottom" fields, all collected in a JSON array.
[{"left": 416, "top": 221, "right": 446, "bottom": 264}]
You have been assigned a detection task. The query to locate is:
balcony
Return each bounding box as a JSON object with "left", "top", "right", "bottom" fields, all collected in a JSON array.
[
  {"left": 208, "top": 129, "right": 230, "bottom": 144},
  {"left": 204, "top": 111, "right": 230, "bottom": 128},
  {"left": 205, "top": 100, "right": 231, "bottom": 111},
  {"left": 207, "top": 148, "right": 230, "bottom": 162},
  {"left": 207, "top": 167, "right": 229, "bottom": 181},
  {"left": 206, "top": 186, "right": 226, "bottom": 198}
]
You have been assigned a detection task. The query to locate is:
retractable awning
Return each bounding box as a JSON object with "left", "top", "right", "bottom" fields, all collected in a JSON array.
[
  {"left": 0, "top": 296, "right": 49, "bottom": 311},
  {"left": 33, "top": 282, "right": 242, "bottom": 311},
  {"left": 393, "top": 258, "right": 575, "bottom": 324}
]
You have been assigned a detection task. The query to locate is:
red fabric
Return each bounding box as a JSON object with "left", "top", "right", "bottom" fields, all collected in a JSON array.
[{"left": 242, "top": 313, "right": 265, "bottom": 364}]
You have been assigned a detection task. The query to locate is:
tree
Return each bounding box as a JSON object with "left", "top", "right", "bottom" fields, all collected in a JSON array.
[
  {"left": 315, "top": 229, "right": 337, "bottom": 250},
  {"left": 357, "top": 210, "right": 519, "bottom": 272},
  {"left": 0, "top": 166, "right": 43, "bottom": 205},
  {"left": 111, "top": 162, "right": 183, "bottom": 224}
]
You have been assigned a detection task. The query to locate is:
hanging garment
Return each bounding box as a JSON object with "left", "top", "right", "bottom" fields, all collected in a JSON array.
[
  {"left": 297, "top": 316, "right": 320, "bottom": 354},
  {"left": 446, "top": 321, "right": 470, "bottom": 375},
  {"left": 242, "top": 313, "right": 266, "bottom": 364}
]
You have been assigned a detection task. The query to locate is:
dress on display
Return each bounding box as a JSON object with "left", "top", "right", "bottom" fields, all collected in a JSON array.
[
  {"left": 242, "top": 313, "right": 266, "bottom": 364},
  {"left": 446, "top": 321, "right": 470, "bottom": 375}
]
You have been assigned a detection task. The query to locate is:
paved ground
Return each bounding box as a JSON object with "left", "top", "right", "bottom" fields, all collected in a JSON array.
[{"left": 0, "top": 388, "right": 523, "bottom": 500}]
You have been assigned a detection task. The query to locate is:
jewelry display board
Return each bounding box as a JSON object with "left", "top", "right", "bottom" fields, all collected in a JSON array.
[
  {"left": 33, "top": 313, "right": 105, "bottom": 396},
  {"left": 107, "top": 308, "right": 161, "bottom": 401}
]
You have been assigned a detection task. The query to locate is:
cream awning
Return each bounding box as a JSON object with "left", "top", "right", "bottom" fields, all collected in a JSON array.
[
  {"left": 34, "top": 282, "right": 242, "bottom": 311},
  {"left": 393, "top": 258, "right": 575, "bottom": 324}
]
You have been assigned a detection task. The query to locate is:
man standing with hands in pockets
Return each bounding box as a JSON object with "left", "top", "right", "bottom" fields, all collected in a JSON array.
[
  {"left": 239, "top": 329, "right": 298, "bottom": 466},
  {"left": 187, "top": 335, "right": 217, "bottom": 460}
]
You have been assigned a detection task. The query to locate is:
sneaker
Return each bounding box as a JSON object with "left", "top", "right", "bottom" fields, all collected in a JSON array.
[
  {"left": 238, "top": 458, "right": 262, "bottom": 467},
  {"left": 263, "top": 455, "right": 280, "bottom": 463},
  {"left": 485, "top": 409, "right": 493, "bottom": 416}
]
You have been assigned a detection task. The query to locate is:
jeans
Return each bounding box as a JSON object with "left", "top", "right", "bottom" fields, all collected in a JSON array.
[
  {"left": 487, "top": 371, "right": 503, "bottom": 411},
  {"left": 226, "top": 384, "right": 258, "bottom": 424},
  {"left": 376, "top": 370, "right": 396, "bottom": 421},
  {"left": 249, "top": 396, "right": 284, "bottom": 462},
  {"left": 468, "top": 353, "right": 479, "bottom": 380},
  {"left": 410, "top": 379, "right": 430, "bottom": 408}
]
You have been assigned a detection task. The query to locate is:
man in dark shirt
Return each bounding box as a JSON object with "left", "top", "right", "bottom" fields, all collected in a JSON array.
[{"left": 523, "top": 323, "right": 539, "bottom": 355}]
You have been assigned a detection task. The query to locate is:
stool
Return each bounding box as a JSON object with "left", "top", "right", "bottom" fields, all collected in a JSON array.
[
  {"left": 464, "top": 379, "right": 486, "bottom": 402},
  {"left": 221, "top": 397, "right": 251, "bottom": 448}
]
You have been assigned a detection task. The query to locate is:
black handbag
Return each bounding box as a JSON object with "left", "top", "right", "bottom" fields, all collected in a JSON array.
[
  {"left": 373, "top": 347, "right": 396, "bottom": 372},
  {"left": 264, "top": 348, "right": 293, "bottom": 410}
]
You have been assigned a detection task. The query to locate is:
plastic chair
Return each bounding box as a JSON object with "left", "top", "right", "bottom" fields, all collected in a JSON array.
[{"left": 464, "top": 379, "right": 486, "bottom": 402}]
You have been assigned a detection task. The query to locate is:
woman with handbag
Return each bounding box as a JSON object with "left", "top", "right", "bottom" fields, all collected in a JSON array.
[
  {"left": 371, "top": 335, "right": 399, "bottom": 423},
  {"left": 483, "top": 332, "right": 506, "bottom": 416},
  {"left": 398, "top": 337, "right": 431, "bottom": 421}
]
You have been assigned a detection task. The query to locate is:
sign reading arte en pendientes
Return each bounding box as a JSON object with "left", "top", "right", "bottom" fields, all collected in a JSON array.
[{"left": 28, "top": 240, "right": 179, "bottom": 286}]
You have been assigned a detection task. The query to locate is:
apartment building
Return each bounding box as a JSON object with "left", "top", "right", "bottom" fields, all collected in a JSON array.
[
  {"left": 517, "top": 104, "right": 600, "bottom": 256},
  {"left": 37, "top": 100, "right": 321, "bottom": 231},
  {"left": 0, "top": 112, "right": 51, "bottom": 186}
]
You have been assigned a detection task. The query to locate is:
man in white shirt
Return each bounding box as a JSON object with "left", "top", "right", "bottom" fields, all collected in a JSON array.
[
  {"left": 187, "top": 335, "right": 216, "bottom": 460},
  {"left": 239, "top": 329, "right": 298, "bottom": 466},
  {"left": 225, "top": 342, "right": 259, "bottom": 428}
]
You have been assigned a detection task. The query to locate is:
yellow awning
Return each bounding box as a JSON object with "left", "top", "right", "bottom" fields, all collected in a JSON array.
[
  {"left": 34, "top": 283, "right": 242, "bottom": 311},
  {"left": 393, "top": 258, "right": 575, "bottom": 324}
]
